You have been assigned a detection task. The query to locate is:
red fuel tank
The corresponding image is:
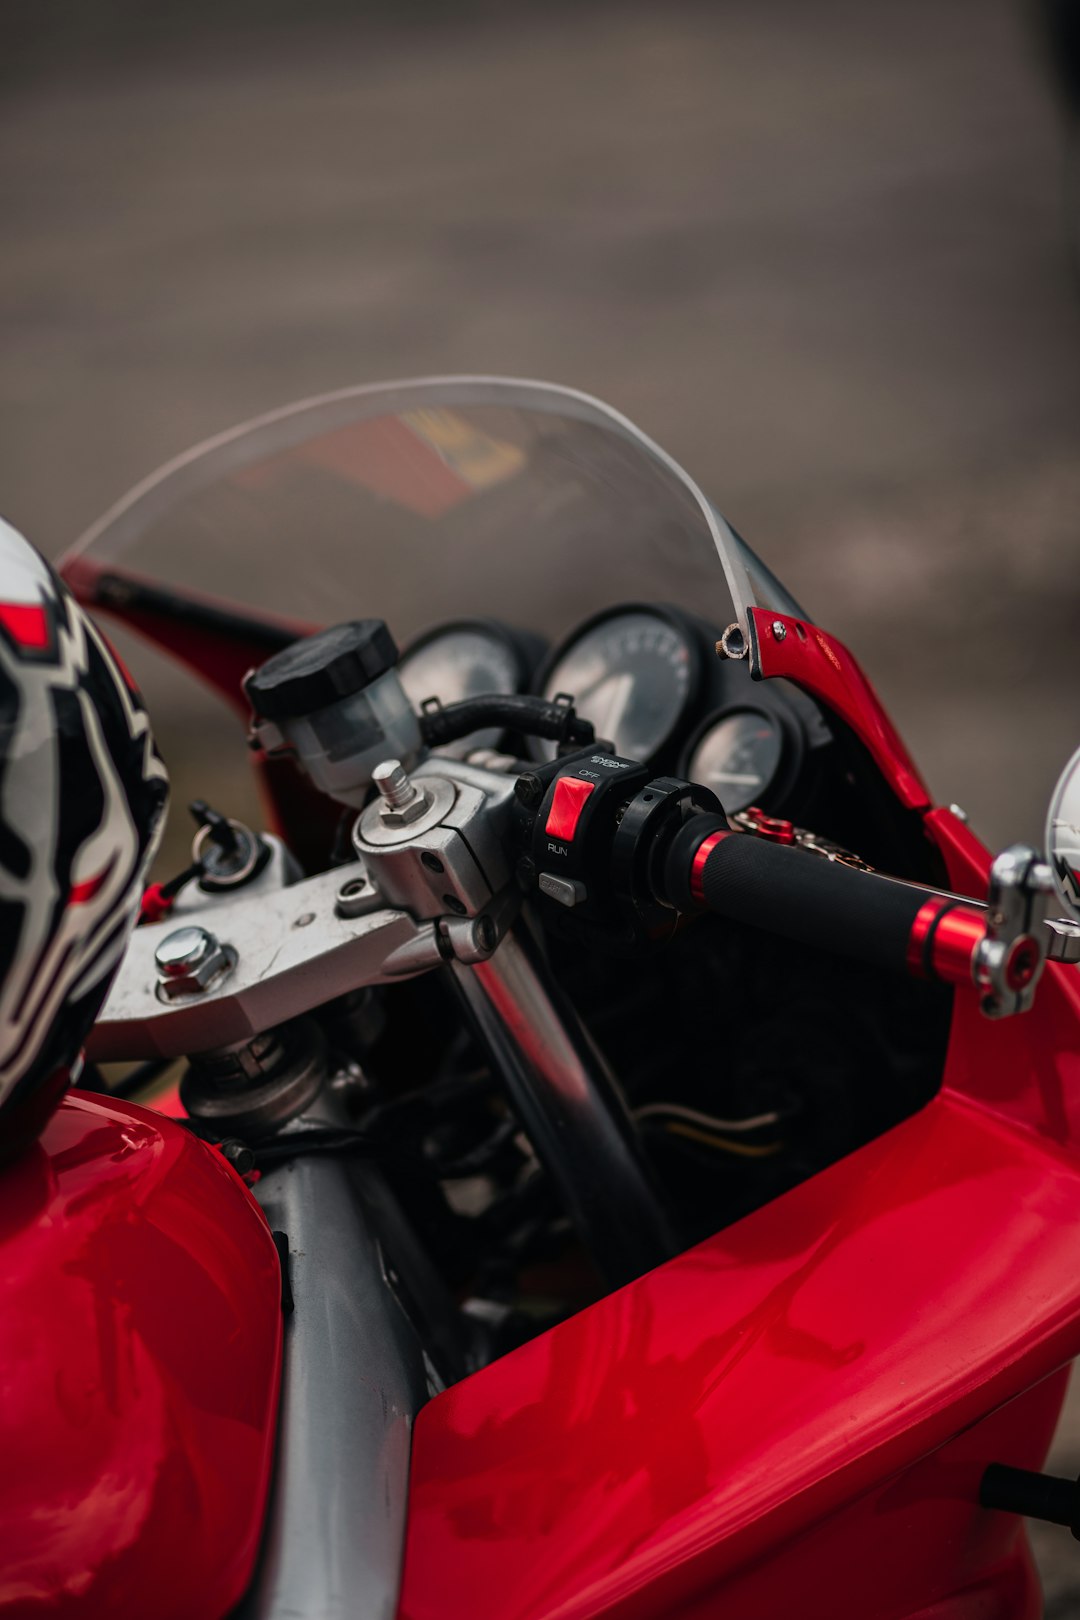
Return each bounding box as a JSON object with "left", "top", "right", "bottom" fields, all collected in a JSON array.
[{"left": 0, "top": 1091, "right": 282, "bottom": 1619}]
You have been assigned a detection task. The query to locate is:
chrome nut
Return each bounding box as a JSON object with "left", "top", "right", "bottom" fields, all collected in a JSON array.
[
  {"left": 379, "top": 790, "right": 432, "bottom": 828},
  {"left": 154, "top": 925, "right": 237, "bottom": 1001},
  {"left": 373, "top": 759, "right": 432, "bottom": 827}
]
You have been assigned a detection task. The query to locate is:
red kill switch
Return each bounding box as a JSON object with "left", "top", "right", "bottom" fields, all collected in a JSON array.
[{"left": 545, "top": 777, "right": 596, "bottom": 842}]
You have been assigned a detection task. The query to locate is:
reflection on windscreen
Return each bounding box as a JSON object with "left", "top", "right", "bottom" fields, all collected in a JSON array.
[{"left": 66, "top": 387, "right": 736, "bottom": 650}]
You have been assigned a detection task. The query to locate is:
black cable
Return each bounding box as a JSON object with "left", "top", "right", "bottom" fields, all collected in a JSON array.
[
  {"left": 420, "top": 693, "right": 594, "bottom": 750},
  {"left": 251, "top": 1128, "right": 377, "bottom": 1167}
]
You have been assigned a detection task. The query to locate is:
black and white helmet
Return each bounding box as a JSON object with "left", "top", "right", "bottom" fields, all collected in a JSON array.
[{"left": 0, "top": 519, "right": 168, "bottom": 1156}]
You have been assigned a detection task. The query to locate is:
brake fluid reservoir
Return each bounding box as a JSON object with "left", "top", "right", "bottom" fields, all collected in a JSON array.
[{"left": 244, "top": 620, "right": 423, "bottom": 808}]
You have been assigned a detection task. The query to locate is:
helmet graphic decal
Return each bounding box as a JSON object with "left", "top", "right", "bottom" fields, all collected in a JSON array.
[{"left": 0, "top": 519, "right": 168, "bottom": 1128}]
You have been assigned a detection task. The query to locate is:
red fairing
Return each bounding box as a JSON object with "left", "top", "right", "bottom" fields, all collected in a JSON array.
[
  {"left": 60, "top": 554, "right": 313, "bottom": 722},
  {"left": 399, "top": 790, "right": 1080, "bottom": 1619},
  {"left": 60, "top": 556, "right": 341, "bottom": 870},
  {"left": 0, "top": 1091, "right": 282, "bottom": 1620},
  {"left": 748, "top": 606, "right": 931, "bottom": 810}
]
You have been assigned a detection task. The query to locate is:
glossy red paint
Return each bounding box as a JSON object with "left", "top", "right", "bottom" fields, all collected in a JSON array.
[
  {"left": 400, "top": 1070, "right": 1080, "bottom": 1618},
  {"left": 1005, "top": 935, "right": 1041, "bottom": 992},
  {"left": 738, "top": 806, "right": 795, "bottom": 845},
  {"left": 400, "top": 798, "right": 1080, "bottom": 1620},
  {"left": 748, "top": 607, "right": 931, "bottom": 810},
  {"left": 0, "top": 1090, "right": 281, "bottom": 1620},
  {"left": 929, "top": 906, "right": 986, "bottom": 986},
  {"left": 907, "top": 895, "right": 952, "bottom": 976},
  {"left": 56, "top": 534, "right": 1080, "bottom": 1616}
]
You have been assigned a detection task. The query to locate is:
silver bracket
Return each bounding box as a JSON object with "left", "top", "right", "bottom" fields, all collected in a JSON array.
[
  {"left": 90, "top": 758, "right": 523, "bottom": 1064},
  {"left": 89, "top": 860, "right": 429, "bottom": 1061},
  {"left": 974, "top": 845, "right": 1055, "bottom": 1019}
]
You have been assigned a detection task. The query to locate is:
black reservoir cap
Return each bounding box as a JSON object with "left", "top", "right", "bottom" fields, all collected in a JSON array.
[{"left": 245, "top": 619, "right": 399, "bottom": 721}]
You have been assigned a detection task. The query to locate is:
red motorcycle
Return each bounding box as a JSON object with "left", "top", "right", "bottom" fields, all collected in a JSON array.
[{"left": 5, "top": 377, "right": 1080, "bottom": 1620}]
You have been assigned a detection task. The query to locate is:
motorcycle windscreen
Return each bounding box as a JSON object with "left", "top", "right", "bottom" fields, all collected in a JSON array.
[{"left": 59, "top": 377, "right": 792, "bottom": 670}]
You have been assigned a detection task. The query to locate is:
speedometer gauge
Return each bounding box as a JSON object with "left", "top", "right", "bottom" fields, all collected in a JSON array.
[
  {"left": 685, "top": 707, "right": 786, "bottom": 813},
  {"left": 398, "top": 619, "right": 533, "bottom": 753},
  {"left": 534, "top": 607, "right": 699, "bottom": 764}
]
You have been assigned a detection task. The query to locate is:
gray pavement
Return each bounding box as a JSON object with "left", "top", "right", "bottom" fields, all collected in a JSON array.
[{"left": 3, "top": 0, "right": 1080, "bottom": 1606}]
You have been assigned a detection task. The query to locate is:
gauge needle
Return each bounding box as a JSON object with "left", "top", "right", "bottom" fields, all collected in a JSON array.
[
  {"left": 711, "top": 771, "right": 762, "bottom": 786},
  {"left": 584, "top": 672, "right": 634, "bottom": 745}
]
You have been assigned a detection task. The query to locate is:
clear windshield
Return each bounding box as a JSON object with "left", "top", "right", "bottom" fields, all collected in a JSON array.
[{"left": 60, "top": 377, "right": 804, "bottom": 658}]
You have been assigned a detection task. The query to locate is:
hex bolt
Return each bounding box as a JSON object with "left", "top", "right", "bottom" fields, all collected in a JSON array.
[
  {"left": 514, "top": 773, "right": 544, "bottom": 807},
  {"left": 155, "top": 926, "right": 217, "bottom": 979},
  {"left": 373, "top": 759, "right": 418, "bottom": 810},
  {"left": 372, "top": 759, "right": 432, "bottom": 826},
  {"left": 154, "top": 925, "right": 235, "bottom": 1000}
]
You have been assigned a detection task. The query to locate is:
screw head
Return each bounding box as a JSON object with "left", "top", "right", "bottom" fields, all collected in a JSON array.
[
  {"left": 221, "top": 1139, "right": 256, "bottom": 1175},
  {"left": 154, "top": 925, "right": 235, "bottom": 1000},
  {"left": 771, "top": 620, "right": 788, "bottom": 641},
  {"left": 155, "top": 926, "right": 217, "bottom": 977},
  {"left": 514, "top": 773, "right": 543, "bottom": 806}
]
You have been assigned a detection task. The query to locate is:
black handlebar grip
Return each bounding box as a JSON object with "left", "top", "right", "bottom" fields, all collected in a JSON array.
[{"left": 663, "top": 819, "right": 937, "bottom": 976}]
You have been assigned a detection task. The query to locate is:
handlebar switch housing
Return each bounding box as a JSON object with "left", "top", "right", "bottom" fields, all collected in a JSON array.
[{"left": 515, "top": 755, "right": 721, "bottom": 947}]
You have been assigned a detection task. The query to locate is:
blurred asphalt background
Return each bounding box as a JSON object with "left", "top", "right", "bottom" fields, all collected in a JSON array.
[{"left": 3, "top": 0, "right": 1080, "bottom": 1607}]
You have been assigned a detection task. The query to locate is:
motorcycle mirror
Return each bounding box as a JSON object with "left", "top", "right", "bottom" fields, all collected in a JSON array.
[{"left": 1047, "top": 744, "right": 1080, "bottom": 924}]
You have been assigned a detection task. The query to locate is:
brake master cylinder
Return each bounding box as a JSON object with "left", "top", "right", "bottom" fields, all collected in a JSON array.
[{"left": 244, "top": 619, "right": 423, "bottom": 808}]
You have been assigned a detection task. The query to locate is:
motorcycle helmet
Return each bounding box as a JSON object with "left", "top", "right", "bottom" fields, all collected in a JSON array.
[{"left": 0, "top": 518, "right": 168, "bottom": 1160}]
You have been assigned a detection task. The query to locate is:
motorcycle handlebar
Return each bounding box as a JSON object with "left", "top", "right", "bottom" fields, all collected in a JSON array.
[{"left": 662, "top": 816, "right": 992, "bottom": 989}]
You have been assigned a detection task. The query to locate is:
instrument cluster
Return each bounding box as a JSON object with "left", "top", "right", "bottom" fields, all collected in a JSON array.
[{"left": 399, "top": 603, "right": 834, "bottom": 820}]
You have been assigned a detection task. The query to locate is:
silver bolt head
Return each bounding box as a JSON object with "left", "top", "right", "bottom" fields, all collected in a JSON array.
[
  {"left": 372, "top": 758, "right": 431, "bottom": 825},
  {"left": 380, "top": 791, "right": 432, "bottom": 827},
  {"left": 373, "top": 759, "right": 414, "bottom": 805},
  {"left": 155, "top": 926, "right": 217, "bottom": 976},
  {"left": 771, "top": 619, "right": 788, "bottom": 641},
  {"left": 154, "top": 925, "right": 235, "bottom": 1000}
]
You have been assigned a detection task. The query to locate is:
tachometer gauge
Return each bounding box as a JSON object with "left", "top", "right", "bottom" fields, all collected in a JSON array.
[
  {"left": 684, "top": 707, "right": 787, "bottom": 813},
  {"left": 398, "top": 619, "right": 533, "bottom": 753},
  {"left": 534, "top": 606, "right": 700, "bottom": 764}
]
